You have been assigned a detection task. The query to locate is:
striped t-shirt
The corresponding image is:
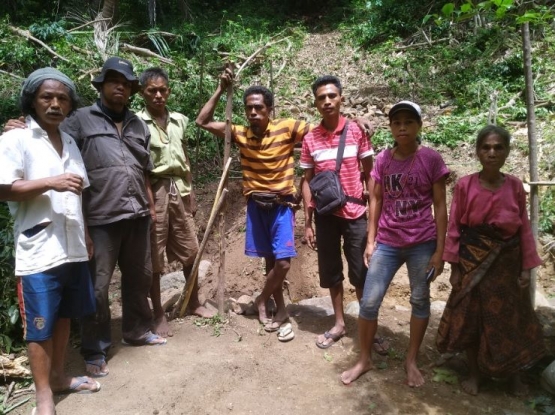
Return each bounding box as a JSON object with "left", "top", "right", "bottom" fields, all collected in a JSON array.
[
  {"left": 232, "top": 119, "right": 310, "bottom": 196},
  {"left": 300, "top": 116, "right": 374, "bottom": 219}
]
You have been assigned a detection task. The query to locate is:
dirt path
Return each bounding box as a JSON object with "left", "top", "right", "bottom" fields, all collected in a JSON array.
[
  {"left": 34, "top": 281, "right": 541, "bottom": 415},
  {"left": 17, "top": 294, "right": 540, "bottom": 415}
]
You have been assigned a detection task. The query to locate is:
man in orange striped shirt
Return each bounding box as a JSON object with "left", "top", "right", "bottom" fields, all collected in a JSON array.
[{"left": 196, "top": 68, "right": 308, "bottom": 333}]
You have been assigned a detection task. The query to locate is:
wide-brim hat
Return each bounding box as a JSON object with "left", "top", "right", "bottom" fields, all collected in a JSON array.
[
  {"left": 388, "top": 100, "right": 422, "bottom": 121},
  {"left": 92, "top": 57, "right": 140, "bottom": 94}
]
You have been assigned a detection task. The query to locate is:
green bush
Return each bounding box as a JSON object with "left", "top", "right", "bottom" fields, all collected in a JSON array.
[
  {"left": 540, "top": 188, "right": 555, "bottom": 234},
  {"left": 0, "top": 203, "right": 22, "bottom": 353},
  {"left": 425, "top": 117, "right": 479, "bottom": 149},
  {"left": 342, "top": 0, "right": 445, "bottom": 46}
]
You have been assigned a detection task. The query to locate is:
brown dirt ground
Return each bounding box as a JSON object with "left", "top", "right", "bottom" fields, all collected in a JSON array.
[{"left": 7, "top": 31, "right": 555, "bottom": 415}]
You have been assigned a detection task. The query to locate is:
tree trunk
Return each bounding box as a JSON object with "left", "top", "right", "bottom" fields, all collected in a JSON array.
[
  {"left": 94, "top": 0, "right": 118, "bottom": 59},
  {"left": 522, "top": 22, "right": 538, "bottom": 306},
  {"left": 100, "top": 0, "right": 117, "bottom": 20},
  {"left": 148, "top": 0, "right": 156, "bottom": 27}
]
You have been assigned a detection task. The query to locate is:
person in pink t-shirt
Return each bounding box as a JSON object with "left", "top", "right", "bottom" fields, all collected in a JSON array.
[
  {"left": 341, "top": 101, "right": 448, "bottom": 387},
  {"left": 436, "top": 125, "right": 545, "bottom": 396}
]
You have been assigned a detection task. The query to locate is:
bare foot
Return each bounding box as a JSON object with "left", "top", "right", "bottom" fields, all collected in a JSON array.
[
  {"left": 190, "top": 304, "right": 216, "bottom": 318},
  {"left": 509, "top": 374, "right": 528, "bottom": 397},
  {"left": 340, "top": 360, "right": 374, "bottom": 385},
  {"left": 316, "top": 325, "right": 345, "bottom": 349},
  {"left": 84, "top": 358, "right": 109, "bottom": 377},
  {"left": 153, "top": 314, "right": 173, "bottom": 337},
  {"left": 254, "top": 296, "right": 271, "bottom": 324},
  {"left": 461, "top": 376, "right": 480, "bottom": 396},
  {"left": 264, "top": 309, "right": 289, "bottom": 332},
  {"left": 34, "top": 388, "right": 56, "bottom": 415},
  {"left": 405, "top": 361, "right": 425, "bottom": 387}
]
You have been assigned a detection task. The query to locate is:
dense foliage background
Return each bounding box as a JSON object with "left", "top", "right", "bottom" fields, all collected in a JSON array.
[{"left": 0, "top": 0, "right": 554, "bottom": 351}]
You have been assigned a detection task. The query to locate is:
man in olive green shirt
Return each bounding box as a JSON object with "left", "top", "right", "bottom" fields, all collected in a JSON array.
[{"left": 138, "top": 67, "right": 214, "bottom": 337}]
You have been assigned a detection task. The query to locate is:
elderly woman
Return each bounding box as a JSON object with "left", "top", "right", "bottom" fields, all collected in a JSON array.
[
  {"left": 0, "top": 68, "right": 99, "bottom": 415},
  {"left": 436, "top": 125, "right": 546, "bottom": 396}
]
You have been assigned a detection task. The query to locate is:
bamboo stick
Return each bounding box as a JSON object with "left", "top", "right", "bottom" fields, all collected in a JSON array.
[
  {"left": 217, "top": 63, "right": 234, "bottom": 314},
  {"left": 170, "top": 159, "right": 231, "bottom": 318},
  {"left": 172, "top": 188, "right": 229, "bottom": 319}
]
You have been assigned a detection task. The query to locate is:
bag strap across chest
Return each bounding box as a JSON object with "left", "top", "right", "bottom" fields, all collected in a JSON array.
[
  {"left": 334, "top": 121, "right": 349, "bottom": 173},
  {"left": 333, "top": 122, "right": 366, "bottom": 206}
]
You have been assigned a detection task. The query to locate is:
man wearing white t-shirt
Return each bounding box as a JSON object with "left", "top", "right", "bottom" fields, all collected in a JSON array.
[{"left": 0, "top": 68, "right": 99, "bottom": 415}]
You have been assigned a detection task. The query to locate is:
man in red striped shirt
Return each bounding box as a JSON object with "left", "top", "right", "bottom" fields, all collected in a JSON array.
[{"left": 301, "top": 75, "right": 375, "bottom": 349}]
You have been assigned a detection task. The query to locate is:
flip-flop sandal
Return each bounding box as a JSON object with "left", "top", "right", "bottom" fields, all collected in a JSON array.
[
  {"left": 277, "top": 322, "right": 295, "bottom": 342},
  {"left": 55, "top": 376, "right": 101, "bottom": 395},
  {"left": 85, "top": 358, "right": 109, "bottom": 377},
  {"left": 373, "top": 337, "right": 390, "bottom": 356},
  {"left": 264, "top": 317, "right": 290, "bottom": 333},
  {"left": 315, "top": 331, "right": 345, "bottom": 349},
  {"left": 122, "top": 331, "right": 167, "bottom": 346}
]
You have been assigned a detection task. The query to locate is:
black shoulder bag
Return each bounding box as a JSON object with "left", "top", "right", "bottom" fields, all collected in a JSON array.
[{"left": 309, "top": 122, "right": 366, "bottom": 215}]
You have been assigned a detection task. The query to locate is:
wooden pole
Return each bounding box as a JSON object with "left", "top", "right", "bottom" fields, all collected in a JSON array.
[
  {"left": 270, "top": 59, "right": 275, "bottom": 119},
  {"left": 522, "top": 22, "right": 538, "bottom": 306},
  {"left": 217, "top": 63, "right": 234, "bottom": 315},
  {"left": 172, "top": 188, "right": 229, "bottom": 319},
  {"left": 194, "top": 49, "right": 205, "bottom": 182}
]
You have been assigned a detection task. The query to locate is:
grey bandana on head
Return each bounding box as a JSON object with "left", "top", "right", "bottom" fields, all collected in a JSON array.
[{"left": 21, "top": 67, "right": 76, "bottom": 97}]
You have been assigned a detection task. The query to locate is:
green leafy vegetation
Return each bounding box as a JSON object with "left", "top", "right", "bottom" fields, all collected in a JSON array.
[
  {"left": 193, "top": 314, "right": 227, "bottom": 337},
  {"left": 0, "top": 203, "right": 21, "bottom": 353},
  {"left": 431, "top": 368, "right": 459, "bottom": 385},
  {"left": 540, "top": 188, "right": 555, "bottom": 234},
  {"left": 425, "top": 117, "right": 481, "bottom": 149}
]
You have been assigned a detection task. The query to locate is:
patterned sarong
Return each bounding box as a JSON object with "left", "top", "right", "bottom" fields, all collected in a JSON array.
[{"left": 436, "top": 225, "right": 545, "bottom": 377}]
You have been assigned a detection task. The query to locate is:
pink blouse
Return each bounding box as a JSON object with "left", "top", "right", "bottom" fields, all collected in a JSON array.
[{"left": 443, "top": 173, "right": 541, "bottom": 269}]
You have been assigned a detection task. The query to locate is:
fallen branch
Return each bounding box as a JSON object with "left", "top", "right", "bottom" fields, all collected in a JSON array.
[
  {"left": 271, "top": 38, "right": 291, "bottom": 82},
  {"left": 137, "top": 31, "right": 179, "bottom": 40},
  {"left": 78, "top": 68, "right": 101, "bottom": 81},
  {"left": 9, "top": 25, "right": 70, "bottom": 63},
  {"left": 0, "top": 69, "right": 24, "bottom": 80},
  {"left": 218, "top": 51, "right": 248, "bottom": 61},
  {"left": 272, "top": 58, "right": 288, "bottom": 81},
  {"left": 3, "top": 397, "right": 31, "bottom": 414},
  {"left": 71, "top": 44, "right": 93, "bottom": 56},
  {"left": 0, "top": 355, "right": 31, "bottom": 378},
  {"left": 394, "top": 37, "right": 449, "bottom": 50},
  {"left": 3, "top": 381, "right": 14, "bottom": 407},
  {"left": 121, "top": 43, "right": 174, "bottom": 65},
  {"left": 497, "top": 90, "right": 522, "bottom": 112},
  {"left": 67, "top": 17, "right": 112, "bottom": 33},
  {"left": 236, "top": 36, "right": 291, "bottom": 79}
]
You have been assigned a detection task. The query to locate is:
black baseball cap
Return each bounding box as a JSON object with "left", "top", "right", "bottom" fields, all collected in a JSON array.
[{"left": 92, "top": 57, "right": 140, "bottom": 94}]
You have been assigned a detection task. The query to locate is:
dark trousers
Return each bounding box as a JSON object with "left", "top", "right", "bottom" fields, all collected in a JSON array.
[
  {"left": 80, "top": 216, "right": 153, "bottom": 361},
  {"left": 314, "top": 214, "right": 368, "bottom": 290}
]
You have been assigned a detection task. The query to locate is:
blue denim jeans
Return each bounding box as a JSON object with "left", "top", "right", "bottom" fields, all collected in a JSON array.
[{"left": 359, "top": 240, "right": 436, "bottom": 320}]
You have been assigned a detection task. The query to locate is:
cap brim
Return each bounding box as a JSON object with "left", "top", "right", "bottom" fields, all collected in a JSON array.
[
  {"left": 92, "top": 70, "right": 140, "bottom": 94},
  {"left": 389, "top": 104, "right": 421, "bottom": 119}
]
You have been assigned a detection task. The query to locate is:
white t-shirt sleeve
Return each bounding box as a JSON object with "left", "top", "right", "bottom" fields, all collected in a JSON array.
[{"left": 0, "top": 131, "right": 24, "bottom": 185}]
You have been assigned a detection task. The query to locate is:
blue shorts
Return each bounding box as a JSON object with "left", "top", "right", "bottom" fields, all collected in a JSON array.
[
  {"left": 17, "top": 261, "right": 96, "bottom": 342},
  {"left": 359, "top": 240, "right": 436, "bottom": 321},
  {"left": 245, "top": 198, "right": 296, "bottom": 260}
]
